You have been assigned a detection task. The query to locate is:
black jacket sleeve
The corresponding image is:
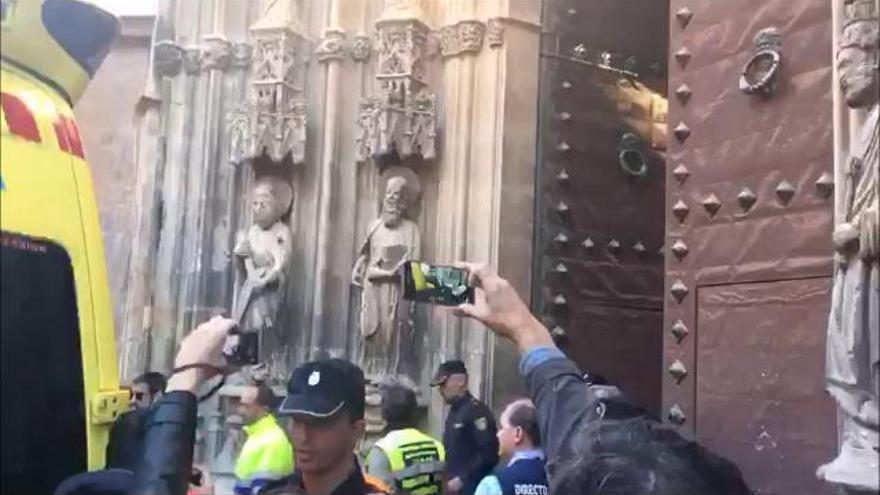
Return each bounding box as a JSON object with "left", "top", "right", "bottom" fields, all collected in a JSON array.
[
  {"left": 132, "top": 391, "right": 198, "bottom": 495},
  {"left": 458, "top": 404, "right": 500, "bottom": 487},
  {"left": 525, "top": 356, "right": 602, "bottom": 478}
]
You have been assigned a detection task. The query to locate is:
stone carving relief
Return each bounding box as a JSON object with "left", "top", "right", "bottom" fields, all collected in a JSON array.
[
  {"left": 230, "top": 42, "right": 254, "bottom": 69},
  {"left": 227, "top": 4, "right": 307, "bottom": 164},
  {"left": 203, "top": 35, "right": 232, "bottom": 72},
  {"left": 316, "top": 28, "right": 346, "bottom": 63},
  {"left": 232, "top": 177, "right": 294, "bottom": 339},
  {"left": 487, "top": 18, "right": 504, "bottom": 48},
  {"left": 355, "top": 1, "right": 437, "bottom": 162},
  {"left": 351, "top": 34, "right": 372, "bottom": 62},
  {"left": 351, "top": 168, "right": 421, "bottom": 382},
  {"left": 817, "top": 0, "right": 880, "bottom": 491},
  {"left": 153, "top": 40, "right": 184, "bottom": 77},
  {"left": 440, "top": 20, "right": 486, "bottom": 57},
  {"left": 183, "top": 45, "right": 203, "bottom": 75}
]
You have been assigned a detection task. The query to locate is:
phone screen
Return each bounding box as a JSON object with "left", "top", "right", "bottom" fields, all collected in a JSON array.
[{"left": 402, "top": 261, "right": 474, "bottom": 306}]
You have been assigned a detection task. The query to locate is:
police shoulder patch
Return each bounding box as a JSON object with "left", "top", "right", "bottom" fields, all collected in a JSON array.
[{"left": 474, "top": 417, "right": 488, "bottom": 431}]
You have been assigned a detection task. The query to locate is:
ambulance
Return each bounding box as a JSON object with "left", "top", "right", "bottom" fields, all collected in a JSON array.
[{"left": 1, "top": 0, "right": 129, "bottom": 492}]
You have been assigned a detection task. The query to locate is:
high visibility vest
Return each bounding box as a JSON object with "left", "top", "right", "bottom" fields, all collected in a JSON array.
[
  {"left": 234, "top": 414, "right": 295, "bottom": 495},
  {"left": 375, "top": 428, "right": 446, "bottom": 495}
]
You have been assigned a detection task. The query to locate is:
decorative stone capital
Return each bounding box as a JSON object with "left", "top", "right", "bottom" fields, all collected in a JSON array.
[
  {"left": 440, "top": 20, "right": 486, "bottom": 58},
  {"left": 183, "top": 45, "right": 202, "bottom": 75},
  {"left": 316, "top": 28, "right": 346, "bottom": 63},
  {"left": 351, "top": 33, "right": 372, "bottom": 63},
  {"left": 230, "top": 42, "right": 254, "bottom": 69},
  {"left": 459, "top": 20, "right": 485, "bottom": 53},
  {"left": 202, "top": 35, "right": 232, "bottom": 71},
  {"left": 487, "top": 18, "right": 504, "bottom": 48},
  {"left": 153, "top": 40, "right": 183, "bottom": 77}
]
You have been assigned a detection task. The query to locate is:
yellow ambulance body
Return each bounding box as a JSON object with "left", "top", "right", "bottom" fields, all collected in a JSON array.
[{"left": 1, "top": 0, "right": 127, "bottom": 492}]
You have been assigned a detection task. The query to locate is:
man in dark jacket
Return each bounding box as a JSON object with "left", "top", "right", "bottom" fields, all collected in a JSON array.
[
  {"left": 451, "top": 263, "right": 751, "bottom": 495},
  {"left": 432, "top": 360, "right": 499, "bottom": 495},
  {"left": 106, "top": 372, "right": 168, "bottom": 471}
]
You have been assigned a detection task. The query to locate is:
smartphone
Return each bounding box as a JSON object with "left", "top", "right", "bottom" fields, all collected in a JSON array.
[
  {"left": 402, "top": 261, "right": 474, "bottom": 306},
  {"left": 223, "top": 329, "right": 259, "bottom": 366}
]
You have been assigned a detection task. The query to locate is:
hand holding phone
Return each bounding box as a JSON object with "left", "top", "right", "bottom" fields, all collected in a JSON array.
[
  {"left": 222, "top": 327, "right": 260, "bottom": 367},
  {"left": 402, "top": 261, "right": 475, "bottom": 306}
]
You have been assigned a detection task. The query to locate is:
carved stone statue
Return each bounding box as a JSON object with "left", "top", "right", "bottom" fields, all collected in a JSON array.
[
  {"left": 817, "top": 1, "right": 879, "bottom": 491},
  {"left": 352, "top": 169, "right": 421, "bottom": 381},
  {"left": 232, "top": 177, "right": 294, "bottom": 336}
]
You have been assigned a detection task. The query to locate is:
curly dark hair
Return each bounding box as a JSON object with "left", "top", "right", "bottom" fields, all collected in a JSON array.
[{"left": 552, "top": 397, "right": 751, "bottom": 495}]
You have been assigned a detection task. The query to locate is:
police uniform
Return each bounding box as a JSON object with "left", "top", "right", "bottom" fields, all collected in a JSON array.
[{"left": 432, "top": 360, "right": 499, "bottom": 495}]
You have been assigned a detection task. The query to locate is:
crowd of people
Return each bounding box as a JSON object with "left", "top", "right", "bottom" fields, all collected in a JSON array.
[{"left": 55, "top": 263, "right": 751, "bottom": 495}]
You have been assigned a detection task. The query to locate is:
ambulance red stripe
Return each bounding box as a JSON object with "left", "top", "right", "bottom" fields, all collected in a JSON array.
[{"left": 1, "top": 92, "right": 41, "bottom": 143}]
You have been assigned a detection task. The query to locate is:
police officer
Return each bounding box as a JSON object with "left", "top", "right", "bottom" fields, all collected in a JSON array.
[
  {"left": 432, "top": 360, "right": 499, "bottom": 495},
  {"left": 367, "top": 383, "right": 446, "bottom": 494},
  {"left": 262, "top": 358, "right": 390, "bottom": 495}
]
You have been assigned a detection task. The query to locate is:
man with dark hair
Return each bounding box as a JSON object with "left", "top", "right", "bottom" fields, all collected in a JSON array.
[
  {"left": 366, "top": 382, "right": 445, "bottom": 494},
  {"left": 261, "top": 359, "right": 389, "bottom": 495},
  {"left": 130, "top": 372, "right": 167, "bottom": 410},
  {"left": 432, "top": 360, "right": 499, "bottom": 495},
  {"left": 105, "top": 371, "right": 168, "bottom": 471},
  {"left": 475, "top": 399, "right": 548, "bottom": 495},
  {"left": 233, "top": 384, "right": 294, "bottom": 495},
  {"left": 453, "top": 263, "right": 750, "bottom": 495}
]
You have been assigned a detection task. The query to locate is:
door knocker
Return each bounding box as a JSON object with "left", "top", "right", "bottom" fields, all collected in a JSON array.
[
  {"left": 618, "top": 132, "right": 648, "bottom": 178},
  {"left": 740, "top": 27, "right": 783, "bottom": 96}
]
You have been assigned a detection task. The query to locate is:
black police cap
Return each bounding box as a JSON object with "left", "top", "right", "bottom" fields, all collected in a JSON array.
[
  {"left": 277, "top": 359, "right": 365, "bottom": 420},
  {"left": 430, "top": 359, "right": 468, "bottom": 386}
]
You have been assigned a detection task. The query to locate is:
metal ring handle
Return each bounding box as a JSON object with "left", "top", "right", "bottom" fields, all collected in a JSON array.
[
  {"left": 619, "top": 148, "right": 648, "bottom": 178},
  {"left": 739, "top": 49, "right": 781, "bottom": 95}
]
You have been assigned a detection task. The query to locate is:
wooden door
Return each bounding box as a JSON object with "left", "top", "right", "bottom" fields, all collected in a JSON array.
[
  {"left": 664, "top": 1, "right": 838, "bottom": 493},
  {"left": 534, "top": 0, "right": 670, "bottom": 415}
]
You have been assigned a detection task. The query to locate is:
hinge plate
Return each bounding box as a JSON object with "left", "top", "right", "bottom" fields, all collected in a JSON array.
[{"left": 90, "top": 390, "right": 131, "bottom": 424}]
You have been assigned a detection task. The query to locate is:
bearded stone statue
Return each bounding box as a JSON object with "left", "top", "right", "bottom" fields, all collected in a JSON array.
[
  {"left": 351, "top": 171, "right": 421, "bottom": 381},
  {"left": 817, "top": 0, "right": 879, "bottom": 491}
]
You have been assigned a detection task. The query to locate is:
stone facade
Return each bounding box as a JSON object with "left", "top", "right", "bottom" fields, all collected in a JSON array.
[{"left": 102, "top": 0, "right": 539, "bottom": 486}]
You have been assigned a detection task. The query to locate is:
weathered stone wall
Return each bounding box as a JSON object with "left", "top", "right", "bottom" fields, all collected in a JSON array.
[{"left": 75, "top": 15, "right": 154, "bottom": 355}]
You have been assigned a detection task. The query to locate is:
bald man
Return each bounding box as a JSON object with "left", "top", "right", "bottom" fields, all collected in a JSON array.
[{"left": 233, "top": 385, "right": 294, "bottom": 495}]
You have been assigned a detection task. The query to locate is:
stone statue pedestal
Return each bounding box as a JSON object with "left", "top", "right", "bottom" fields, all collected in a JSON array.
[{"left": 818, "top": 427, "right": 880, "bottom": 493}]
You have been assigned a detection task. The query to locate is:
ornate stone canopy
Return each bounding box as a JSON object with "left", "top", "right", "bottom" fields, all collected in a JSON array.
[
  {"left": 355, "top": 1, "right": 437, "bottom": 163},
  {"left": 228, "top": 1, "right": 307, "bottom": 165}
]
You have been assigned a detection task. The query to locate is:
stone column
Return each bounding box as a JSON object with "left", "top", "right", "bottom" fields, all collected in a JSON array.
[
  {"left": 426, "top": 0, "right": 541, "bottom": 430},
  {"left": 310, "top": 0, "right": 347, "bottom": 356}
]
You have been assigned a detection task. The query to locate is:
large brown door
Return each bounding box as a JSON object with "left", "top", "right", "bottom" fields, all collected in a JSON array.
[
  {"left": 534, "top": 0, "right": 670, "bottom": 415},
  {"left": 663, "top": 1, "right": 838, "bottom": 493}
]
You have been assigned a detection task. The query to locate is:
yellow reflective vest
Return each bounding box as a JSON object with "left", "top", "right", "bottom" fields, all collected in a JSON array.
[
  {"left": 234, "top": 414, "right": 295, "bottom": 495},
  {"left": 374, "top": 428, "right": 446, "bottom": 495}
]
